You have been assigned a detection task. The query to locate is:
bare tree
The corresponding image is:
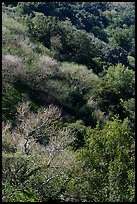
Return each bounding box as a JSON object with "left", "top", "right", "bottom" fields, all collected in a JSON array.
[{"left": 3, "top": 101, "right": 77, "bottom": 201}]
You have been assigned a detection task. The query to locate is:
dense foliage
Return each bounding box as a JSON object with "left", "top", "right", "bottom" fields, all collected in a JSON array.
[{"left": 2, "top": 2, "right": 135, "bottom": 202}]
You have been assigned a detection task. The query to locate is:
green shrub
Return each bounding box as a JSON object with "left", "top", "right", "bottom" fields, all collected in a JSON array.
[
  {"left": 2, "top": 85, "right": 23, "bottom": 122},
  {"left": 128, "top": 55, "right": 135, "bottom": 68},
  {"left": 77, "top": 117, "right": 135, "bottom": 202},
  {"left": 65, "top": 120, "right": 87, "bottom": 150},
  {"left": 60, "top": 62, "right": 99, "bottom": 92}
]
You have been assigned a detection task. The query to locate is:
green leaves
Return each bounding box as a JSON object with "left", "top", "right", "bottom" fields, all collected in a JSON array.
[
  {"left": 93, "top": 64, "right": 135, "bottom": 120},
  {"left": 2, "top": 85, "right": 23, "bottom": 122},
  {"left": 78, "top": 117, "right": 134, "bottom": 201},
  {"left": 104, "top": 64, "right": 135, "bottom": 97}
]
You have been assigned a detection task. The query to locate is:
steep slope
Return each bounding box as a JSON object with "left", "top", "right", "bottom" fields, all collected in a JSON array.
[{"left": 2, "top": 3, "right": 135, "bottom": 202}]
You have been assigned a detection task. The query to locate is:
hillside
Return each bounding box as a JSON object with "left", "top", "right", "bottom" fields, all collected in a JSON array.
[{"left": 2, "top": 2, "right": 135, "bottom": 202}]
